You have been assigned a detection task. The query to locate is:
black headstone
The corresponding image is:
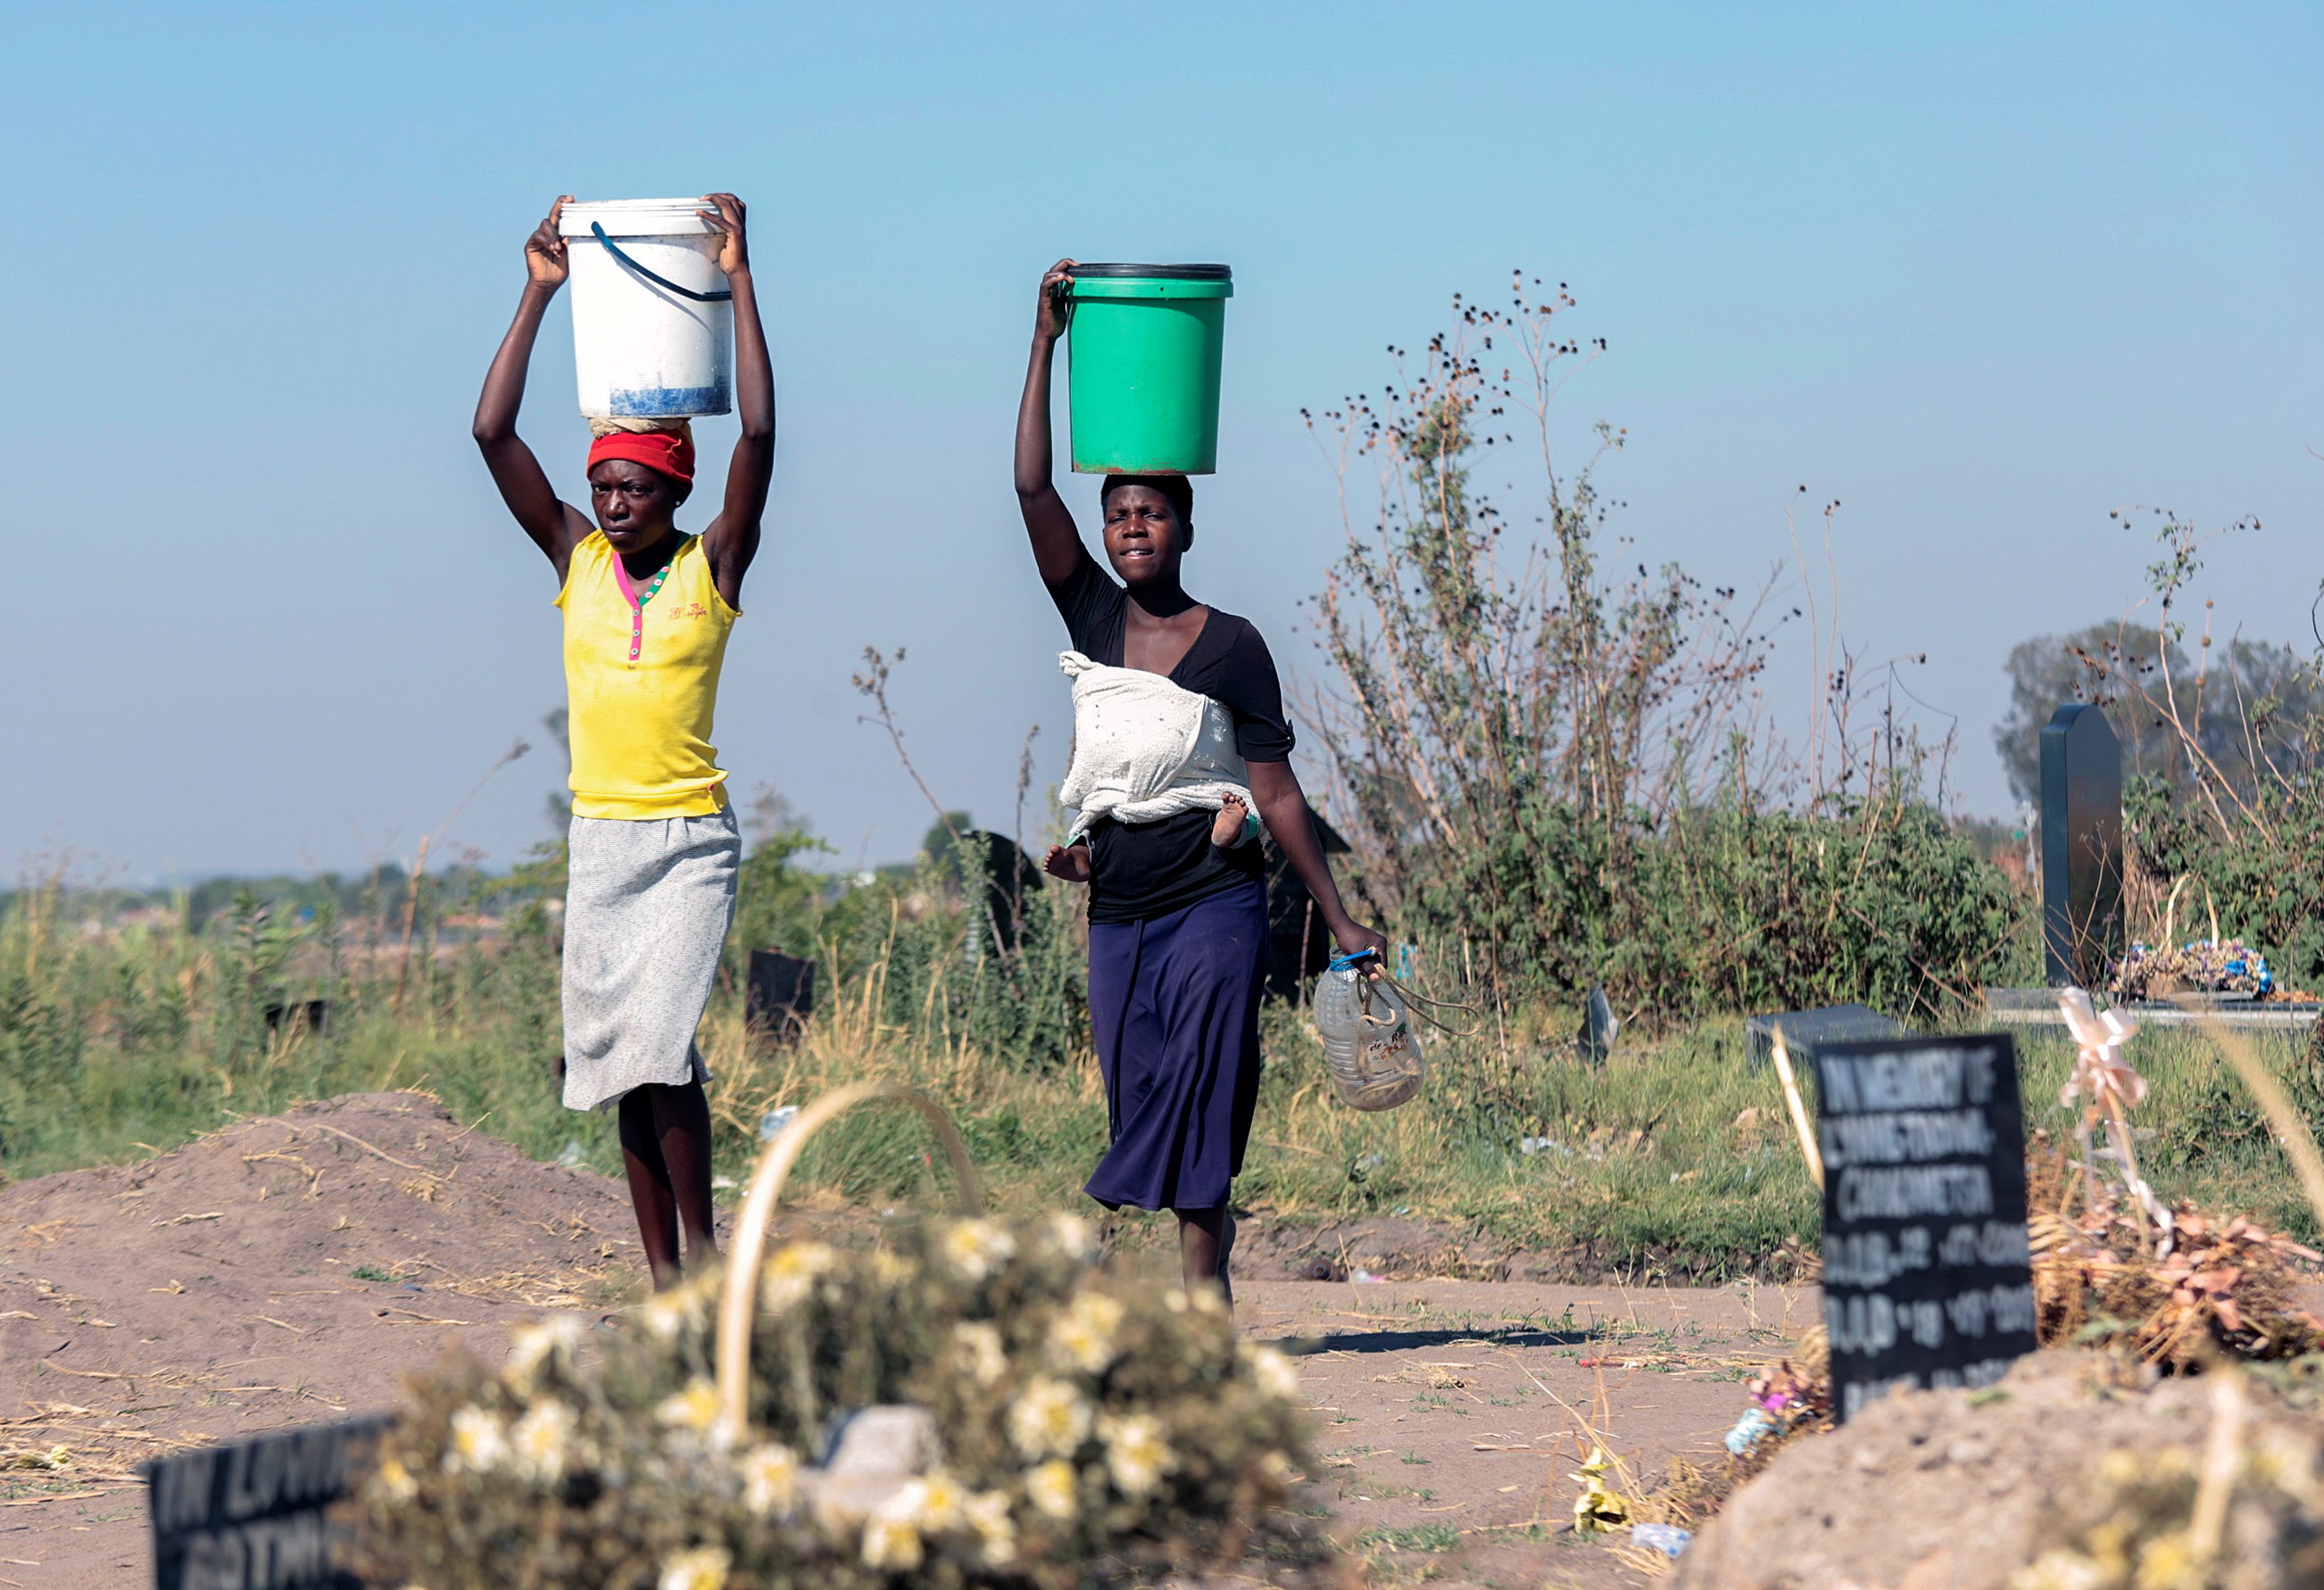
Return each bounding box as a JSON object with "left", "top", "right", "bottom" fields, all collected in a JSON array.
[
  {"left": 1814, "top": 1034, "right": 2038, "bottom": 1422},
  {"left": 2040, "top": 703, "right": 2124, "bottom": 987},
  {"left": 1743, "top": 1004, "right": 1904, "bottom": 1070},
  {"left": 745, "top": 950, "right": 817, "bottom": 1044},
  {"left": 144, "top": 1414, "right": 389, "bottom": 1589}
]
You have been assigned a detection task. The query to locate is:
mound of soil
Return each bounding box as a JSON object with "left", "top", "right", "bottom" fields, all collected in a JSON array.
[
  {"left": 1674, "top": 1351, "right": 2307, "bottom": 1589},
  {"left": 0, "top": 1094, "right": 646, "bottom": 1529}
]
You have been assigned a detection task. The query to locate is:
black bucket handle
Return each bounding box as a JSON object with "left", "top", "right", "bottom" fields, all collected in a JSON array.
[{"left": 590, "top": 223, "right": 734, "bottom": 303}]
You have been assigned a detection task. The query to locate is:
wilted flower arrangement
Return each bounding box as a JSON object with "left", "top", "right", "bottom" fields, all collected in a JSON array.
[{"left": 341, "top": 1215, "right": 1309, "bottom": 1590}]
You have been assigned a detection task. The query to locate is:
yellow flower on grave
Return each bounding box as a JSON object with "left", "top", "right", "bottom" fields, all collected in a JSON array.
[
  {"left": 862, "top": 1499, "right": 925, "bottom": 1570},
  {"left": 952, "top": 1321, "right": 1008, "bottom": 1387},
  {"left": 942, "top": 1219, "right": 1017, "bottom": 1282},
  {"left": 1008, "top": 1376, "right": 1092, "bottom": 1459},
  {"left": 870, "top": 1247, "right": 914, "bottom": 1288},
  {"left": 740, "top": 1443, "right": 800, "bottom": 1519},
  {"left": 656, "top": 1379, "right": 720, "bottom": 1434},
  {"left": 375, "top": 1455, "right": 418, "bottom": 1502},
  {"left": 658, "top": 1545, "right": 730, "bottom": 1590},
  {"left": 1244, "top": 1344, "right": 1302, "bottom": 1402},
  {"left": 967, "top": 1489, "right": 1018, "bottom": 1567},
  {"left": 759, "top": 1242, "right": 838, "bottom": 1314},
  {"left": 1570, "top": 1445, "right": 1631, "bottom": 1533},
  {"left": 504, "top": 1312, "right": 587, "bottom": 1392},
  {"left": 912, "top": 1469, "right": 969, "bottom": 1533},
  {"left": 1047, "top": 1290, "right": 1125, "bottom": 1375},
  {"left": 1024, "top": 1459, "right": 1079, "bottom": 1520},
  {"left": 1099, "top": 1414, "right": 1175, "bottom": 1496},
  {"left": 509, "top": 1399, "right": 577, "bottom": 1482}
]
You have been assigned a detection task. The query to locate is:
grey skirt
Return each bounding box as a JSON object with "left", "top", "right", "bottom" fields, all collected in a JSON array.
[{"left": 561, "top": 807, "right": 740, "bottom": 1112}]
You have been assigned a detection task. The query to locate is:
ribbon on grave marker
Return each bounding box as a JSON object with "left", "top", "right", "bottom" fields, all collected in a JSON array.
[{"left": 2057, "top": 988, "right": 2172, "bottom": 1251}]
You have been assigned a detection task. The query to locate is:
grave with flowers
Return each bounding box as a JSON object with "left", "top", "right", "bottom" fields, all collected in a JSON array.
[{"left": 335, "top": 1087, "right": 1311, "bottom": 1590}]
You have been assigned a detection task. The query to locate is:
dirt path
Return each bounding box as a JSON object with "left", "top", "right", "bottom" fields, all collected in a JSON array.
[{"left": 0, "top": 1096, "right": 1808, "bottom": 1588}]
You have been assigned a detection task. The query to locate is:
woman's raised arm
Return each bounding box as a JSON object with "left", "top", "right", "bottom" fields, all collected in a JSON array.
[
  {"left": 473, "top": 196, "right": 591, "bottom": 576},
  {"left": 1014, "top": 258, "right": 1085, "bottom": 585},
  {"left": 698, "top": 193, "right": 775, "bottom": 609}
]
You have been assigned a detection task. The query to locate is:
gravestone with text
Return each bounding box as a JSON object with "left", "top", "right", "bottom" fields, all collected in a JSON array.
[
  {"left": 1815, "top": 1034, "right": 2037, "bottom": 1422},
  {"left": 2041, "top": 702, "right": 2123, "bottom": 987},
  {"left": 145, "top": 1415, "right": 388, "bottom": 1590}
]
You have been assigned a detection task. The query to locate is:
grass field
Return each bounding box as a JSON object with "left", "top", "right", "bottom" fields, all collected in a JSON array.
[{"left": 9, "top": 888, "right": 2320, "bottom": 1276}]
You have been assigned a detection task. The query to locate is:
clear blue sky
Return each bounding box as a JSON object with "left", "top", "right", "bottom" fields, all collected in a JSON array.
[{"left": 10, "top": 3, "right": 2320, "bottom": 881}]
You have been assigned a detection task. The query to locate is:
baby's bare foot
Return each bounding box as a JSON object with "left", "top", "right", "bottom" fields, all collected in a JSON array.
[{"left": 1210, "top": 794, "right": 1250, "bottom": 849}]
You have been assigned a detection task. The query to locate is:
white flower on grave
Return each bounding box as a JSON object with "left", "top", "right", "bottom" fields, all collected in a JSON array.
[
  {"left": 1099, "top": 1414, "right": 1175, "bottom": 1496},
  {"left": 1008, "top": 1376, "right": 1092, "bottom": 1459},
  {"left": 656, "top": 1379, "right": 720, "bottom": 1435},
  {"left": 444, "top": 1405, "right": 508, "bottom": 1473},
  {"left": 509, "top": 1398, "right": 577, "bottom": 1482},
  {"left": 658, "top": 1544, "right": 730, "bottom": 1590},
  {"left": 1244, "top": 1344, "right": 1303, "bottom": 1402},
  {"left": 1046, "top": 1290, "right": 1125, "bottom": 1375},
  {"left": 739, "top": 1443, "right": 800, "bottom": 1519},
  {"left": 967, "top": 1489, "right": 1018, "bottom": 1567},
  {"left": 374, "top": 1454, "right": 418, "bottom": 1502},
  {"left": 952, "top": 1321, "right": 1008, "bottom": 1387},
  {"left": 1024, "top": 1459, "right": 1079, "bottom": 1520},
  {"left": 642, "top": 1283, "right": 709, "bottom": 1344},
  {"left": 1044, "top": 1213, "right": 1098, "bottom": 1263},
  {"left": 759, "top": 1242, "right": 838, "bottom": 1314},
  {"left": 942, "top": 1219, "right": 1017, "bottom": 1283},
  {"left": 861, "top": 1497, "right": 925, "bottom": 1570},
  {"left": 504, "top": 1313, "right": 587, "bottom": 1392}
]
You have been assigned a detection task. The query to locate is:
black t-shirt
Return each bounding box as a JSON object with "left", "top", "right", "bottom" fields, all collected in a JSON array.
[{"left": 1049, "top": 547, "right": 1294, "bottom": 923}]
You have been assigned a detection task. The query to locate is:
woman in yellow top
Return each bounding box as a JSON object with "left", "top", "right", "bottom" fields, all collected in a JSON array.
[{"left": 472, "top": 194, "right": 775, "bottom": 1290}]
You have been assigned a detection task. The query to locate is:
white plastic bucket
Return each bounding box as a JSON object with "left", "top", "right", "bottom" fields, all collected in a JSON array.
[{"left": 558, "top": 198, "right": 734, "bottom": 418}]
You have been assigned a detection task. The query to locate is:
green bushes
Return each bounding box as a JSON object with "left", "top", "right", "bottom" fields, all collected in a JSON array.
[{"left": 1300, "top": 280, "right": 2029, "bottom": 1023}]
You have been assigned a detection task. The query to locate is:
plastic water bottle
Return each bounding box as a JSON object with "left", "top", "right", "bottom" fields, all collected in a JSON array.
[{"left": 1312, "top": 955, "right": 1423, "bottom": 1112}]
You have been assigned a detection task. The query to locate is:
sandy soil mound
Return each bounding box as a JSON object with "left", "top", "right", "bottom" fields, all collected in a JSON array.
[
  {"left": 1674, "top": 1351, "right": 2312, "bottom": 1589},
  {"left": 0, "top": 1093, "right": 644, "bottom": 1510}
]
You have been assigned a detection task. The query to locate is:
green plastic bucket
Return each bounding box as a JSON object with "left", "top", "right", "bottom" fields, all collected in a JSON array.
[{"left": 1066, "top": 263, "right": 1233, "bottom": 475}]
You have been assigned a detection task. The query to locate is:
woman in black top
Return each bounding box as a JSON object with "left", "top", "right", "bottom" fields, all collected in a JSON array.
[{"left": 1015, "top": 258, "right": 1388, "bottom": 1300}]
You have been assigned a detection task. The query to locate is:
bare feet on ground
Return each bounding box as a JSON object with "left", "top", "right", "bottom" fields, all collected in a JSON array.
[{"left": 1210, "top": 793, "right": 1251, "bottom": 849}]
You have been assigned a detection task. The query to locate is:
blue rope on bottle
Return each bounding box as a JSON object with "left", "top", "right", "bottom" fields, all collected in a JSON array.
[
  {"left": 591, "top": 223, "right": 734, "bottom": 303},
  {"left": 1327, "top": 950, "right": 1380, "bottom": 973}
]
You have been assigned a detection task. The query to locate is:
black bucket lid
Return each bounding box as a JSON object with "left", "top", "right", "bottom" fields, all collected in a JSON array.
[{"left": 1069, "top": 262, "right": 1232, "bottom": 281}]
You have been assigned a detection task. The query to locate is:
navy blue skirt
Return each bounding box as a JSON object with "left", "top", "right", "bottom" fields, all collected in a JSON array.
[{"left": 1083, "top": 878, "right": 1269, "bottom": 1213}]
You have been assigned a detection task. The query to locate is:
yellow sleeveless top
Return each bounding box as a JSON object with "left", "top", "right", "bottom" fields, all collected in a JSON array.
[{"left": 557, "top": 532, "right": 738, "bottom": 819}]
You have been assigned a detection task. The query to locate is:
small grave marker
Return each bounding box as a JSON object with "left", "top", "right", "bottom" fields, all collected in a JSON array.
[
  {"left": 1814, "top": 1034, "right": 2038, "bottom": 1422},
  {"left": 145, "top": 1414, "right": 388, "bottom": 1590}
]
